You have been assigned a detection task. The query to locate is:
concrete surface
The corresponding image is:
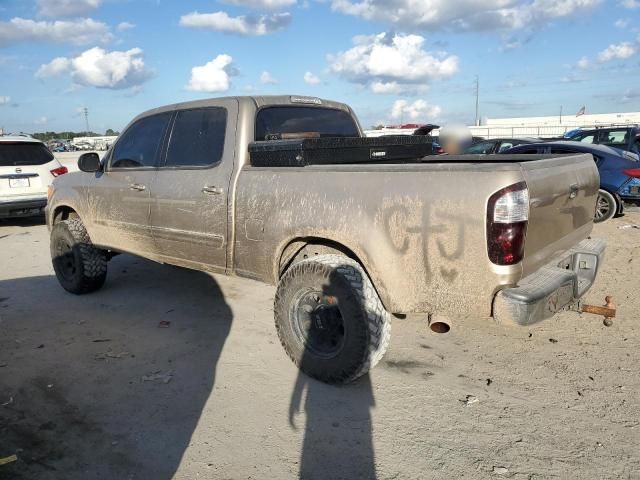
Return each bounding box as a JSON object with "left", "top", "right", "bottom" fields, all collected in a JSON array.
[{"left": 0, "top": 213, "right": 639, "bottom": 479}]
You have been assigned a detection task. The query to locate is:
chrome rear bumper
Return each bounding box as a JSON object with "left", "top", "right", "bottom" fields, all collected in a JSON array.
[{"left": 493, "top": 238, "right": 606, "bottom": 326}]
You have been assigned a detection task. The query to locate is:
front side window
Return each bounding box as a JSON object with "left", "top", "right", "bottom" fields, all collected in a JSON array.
[
  {"left": 255, "top": 107, "right": 359, "bottom": 141},
  {"left": 165, "top": 108, "right": 227, "bottom": 167},
  {"left": 111, "top": 113, "right": 172, "bottom": 169},
  {"left": 579, "top": 134, "right": 595, "bottom": 144}
]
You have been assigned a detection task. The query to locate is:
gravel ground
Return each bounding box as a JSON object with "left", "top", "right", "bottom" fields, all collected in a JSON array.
[{"left": 0, "top": 212, "right": 639, "bottom": 480}]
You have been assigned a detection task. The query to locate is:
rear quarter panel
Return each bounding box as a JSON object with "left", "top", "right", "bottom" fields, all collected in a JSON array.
[{"left": 234, "top": 163, "right": 525, "bottom": 317}]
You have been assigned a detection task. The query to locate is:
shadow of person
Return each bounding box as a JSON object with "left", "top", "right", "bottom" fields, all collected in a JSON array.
[
  {"left": 289, "top": 373, "right": 377, "bottom": 480},
  {"left": 287, "top": 269, "right": 378, "bottom": 480},
  {"left": 0, "top": 255, "right": 232, "bottom": 480}
]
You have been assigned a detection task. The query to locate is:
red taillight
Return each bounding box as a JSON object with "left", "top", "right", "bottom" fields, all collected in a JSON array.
[
  {"left": 487, "top": 182, "right": 529, "bottom": 266},
  {"left": 50, "top": 166, "right": 68, "bottom": 177},
  {"left": 623, "top": 168, "right": 640, "bottom": 178}
]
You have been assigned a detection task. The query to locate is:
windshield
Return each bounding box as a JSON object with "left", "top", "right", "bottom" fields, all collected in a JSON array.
[
  {"left": 255, "top": 106, "right": 359, "bottom": 141},
  {"left": 0, "top": 142, "right": 54, "bottom": 167}
]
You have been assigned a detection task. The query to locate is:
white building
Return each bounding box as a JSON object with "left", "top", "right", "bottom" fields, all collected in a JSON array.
[
  {"left": 485, "top": 111, "right": 640, "bottom": 128},
  {"left": 364, "top": 112, "right": 640, "bottom": 140}
]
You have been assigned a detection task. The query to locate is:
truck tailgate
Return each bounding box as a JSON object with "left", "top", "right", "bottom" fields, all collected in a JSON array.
[{"left": 519, "top": 154, "right": 599, "bottom": 277}]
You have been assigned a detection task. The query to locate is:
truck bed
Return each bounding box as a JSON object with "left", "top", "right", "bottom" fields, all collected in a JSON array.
[{"left": 236, "top": 153, "right": 599, "bottom": 318}]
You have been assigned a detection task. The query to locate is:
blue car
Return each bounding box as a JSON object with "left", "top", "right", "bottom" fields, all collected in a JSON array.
[{"left": 503, "top": 141, "right": 640, "bottom": 223}]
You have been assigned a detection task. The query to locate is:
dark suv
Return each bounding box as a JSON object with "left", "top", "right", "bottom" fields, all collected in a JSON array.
[{"left": 570, "top": 126, "right": 640, "bottom": 154}]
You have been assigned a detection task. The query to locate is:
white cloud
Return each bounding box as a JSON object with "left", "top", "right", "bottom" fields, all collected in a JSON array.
[
  {"left": 576, "top": 56, "right": 589, "bottom": 69},
  {"left": 36, "top": 47, "right": 152, "bottom": 89},
  {"left": 328, "top": 32, "right": 458, "bottom": 93},
  {"left": 36, "top": 56, "right": 71, "bottom": 78},
  {"left": 34, "top": 116, "right": 49, "bottom": 125},
  {"left": 598, "top": 42, "right": 636, "bottom": 62},
  {"left": 37, "top": 0, "right": 102, "bottom": 17},
  {"left": 116, "top": 22, "right": 136, "bottom": 31},
  {"left": 223, "top": 0, "right": 297, "bottom": 8},
  {"left": 331, "top": 0, "right": 601, "bottom": 31},
  {"left": 620, "top": 0, "right": 640, "bottom": 7},
  {"left": 0, "top": 18, "right": 111, "bottom": 46},
  {"left": 186, "top": 54, "right": 235, "bottom": 92},
  {"left": 0, "top": 96, "right": 10, "bottom": 106},
  {"left": 179, "top": 11, "right": 291, "bottom": 36},
  {"left": 390, "top": 99, "right": 442, "bottom": 122},
  {"left": 303, "top": 71, "right": 321, "bottom": 85},
  {"left": 614, "top": 18, "right": 629, "bottom": 28},
  {"left": 370, "top": 81, "right": 402, "bottom": 93},
  {"left": 260, "top": 71, "right": 278, "bottom": 84}
]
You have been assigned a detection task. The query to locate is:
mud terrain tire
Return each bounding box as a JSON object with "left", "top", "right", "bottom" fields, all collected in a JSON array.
[
  {"left": 275, "top": 254, "right": 391, "bottom": 384},
  {"left": 51, "top": 218, "right": 107, "bottom": 294}
]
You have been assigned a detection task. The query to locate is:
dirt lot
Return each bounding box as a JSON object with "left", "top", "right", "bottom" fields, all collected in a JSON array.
[{"left": 1, "top": 213, "right": 639, "bottom": 480}]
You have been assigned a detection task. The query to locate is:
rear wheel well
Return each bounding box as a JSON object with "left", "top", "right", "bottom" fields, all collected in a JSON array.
[
  {"left": 277, "top": 237, "right": 393, "bottom": 313},
  {"left": 278, "top": 238, "right": 359, "bottom": 278},
  {"left": 52, "top": 206, "right": 79, "bottom": 225}
]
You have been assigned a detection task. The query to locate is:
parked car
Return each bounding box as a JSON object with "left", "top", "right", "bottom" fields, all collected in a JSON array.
[
  {"left": 569, "top": 126, "right": 640, "bottom": 154},
  {"left": 563, "top": 129, "right": 583, "bottom": 139},
  {"left": 464, "top": 137, "right": 539, "bottom": 154},
  {"left": 47, "top": 95, "right": 604, "bottom": 384},
  {"left": 0, "top": 135, "right": 68, "bottom": 219},
  {"left": 502, "top": 141, "right": 640, "bottom": 222},
  {"left": 73, "top": 141, "right": 93, "bottom": 151}
]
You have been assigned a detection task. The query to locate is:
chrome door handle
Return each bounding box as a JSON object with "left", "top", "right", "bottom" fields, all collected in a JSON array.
[
  {"left": 130, "top": 183, "right": 146, "bottom": 191},
  {"left": 202, "top": 185, "right": 223, "bottom": 195}
]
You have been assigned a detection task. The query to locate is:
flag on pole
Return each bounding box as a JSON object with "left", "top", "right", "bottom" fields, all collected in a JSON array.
[{"left": 576, "top": 106, "right": 586, "bottom": 117}]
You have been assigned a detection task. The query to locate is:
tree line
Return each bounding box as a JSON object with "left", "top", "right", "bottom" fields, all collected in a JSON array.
[{"left": 31, "top": 129, "right": 119, "bottom": 141}]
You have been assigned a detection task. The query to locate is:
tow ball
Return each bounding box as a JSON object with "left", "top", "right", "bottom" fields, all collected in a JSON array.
[{"left": 571, "top": 296, "right": 616, "bottom": 327}]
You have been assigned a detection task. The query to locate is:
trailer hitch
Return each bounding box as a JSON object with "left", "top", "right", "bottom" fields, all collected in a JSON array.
[{"left": 570, "top": 296, "right": 616, "bottom": 326}]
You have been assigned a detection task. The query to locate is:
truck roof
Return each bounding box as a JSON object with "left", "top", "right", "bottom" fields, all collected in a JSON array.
[{"left": 132, "top": 95, "right": 354, "bottom": 123}]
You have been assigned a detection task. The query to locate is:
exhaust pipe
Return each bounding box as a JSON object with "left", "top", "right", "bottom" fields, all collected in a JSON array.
[{"left": 428, "top": 315, "right": 451, "bottom": 334}]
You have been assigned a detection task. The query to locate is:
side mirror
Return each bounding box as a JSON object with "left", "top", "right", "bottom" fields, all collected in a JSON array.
[{"left": 78, "top": 152, "right": 101, "bottom": 173}]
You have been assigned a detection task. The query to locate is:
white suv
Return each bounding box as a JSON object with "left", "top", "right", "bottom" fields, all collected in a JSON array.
[{"left": 0, "top": 135, "right": 68, "bottom": 219}]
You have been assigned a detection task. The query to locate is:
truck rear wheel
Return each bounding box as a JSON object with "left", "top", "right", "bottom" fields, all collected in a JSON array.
[
  {"left": 274, "top": 254, "right": 391, "bottom": 384},
  {"left": 51, "top": 218, "right": 107, "bottom": 294}
]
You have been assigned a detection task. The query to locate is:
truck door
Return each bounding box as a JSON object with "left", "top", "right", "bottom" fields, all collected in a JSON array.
[
  {"left": 149, "top": 99, "right": 237, "bottom": 272},
  {"left": 89, "top": 112, "right": 172, "bottom": 256}
]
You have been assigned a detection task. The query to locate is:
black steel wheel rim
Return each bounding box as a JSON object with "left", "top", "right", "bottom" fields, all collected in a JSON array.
[
  {"left": 54, "top": 238, "right": 77, "bottom": 281},
  {"left": 292, "top": 289, "right": 346, "bottom": 358}
]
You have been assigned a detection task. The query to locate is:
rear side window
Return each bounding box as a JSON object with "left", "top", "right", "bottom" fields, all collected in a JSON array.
[
  {"left": 0, "top": 142, "right": 54, "bottom": 166},
  {"left": 497, "top": 141, "right": 516, "bottom": 152},
  {"left": 165, "top": 107, "right": 227, "bottom": 167},
  {"left": 466, "top": 141, "right": 495, "bottom": 154},
  {"left": 598, "top": 129, "right": 630, "bottom": 150},
  {"left": 255, "top": 107, "right": 359, "bottom": 141},
  {"left": 514, "top": 147, "right": 540, "bottom": 154},
  {"left": 111, "top": 113, "right": 172, "bottom": 169}
]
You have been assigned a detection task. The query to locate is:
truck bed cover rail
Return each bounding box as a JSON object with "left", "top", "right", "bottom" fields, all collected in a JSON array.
[{"left": 248, "top": 135, "right": 434, "bottom": 167}]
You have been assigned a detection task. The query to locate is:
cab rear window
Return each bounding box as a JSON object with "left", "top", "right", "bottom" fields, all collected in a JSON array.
[
  {"left": 0, "top": 142, "right": 54, "bottom": 167},
  {"left": 255, "top": 107, "right": 359, "bottom": 141}
]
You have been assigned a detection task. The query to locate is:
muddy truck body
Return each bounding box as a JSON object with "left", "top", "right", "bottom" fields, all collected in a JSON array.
[{"left": 47, "top": 95, "right": 605, "bottom": 383}]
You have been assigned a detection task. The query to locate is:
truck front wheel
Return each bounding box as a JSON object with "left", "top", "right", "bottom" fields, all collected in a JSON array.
[
  {"left": 51, "top": 218, "right": 108, "bottom": 294},
  {"left": 274, "top": 254, "right": 391, "bottom": 384}
]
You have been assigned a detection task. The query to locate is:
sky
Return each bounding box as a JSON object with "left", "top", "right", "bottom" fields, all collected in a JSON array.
[{"left": 0, "top": 0, "right": 639, "bottom": 133}]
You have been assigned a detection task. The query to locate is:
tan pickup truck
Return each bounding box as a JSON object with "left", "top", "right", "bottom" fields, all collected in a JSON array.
[{"left": 46, "top": 95, "right": 605, "bottom": 384}]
